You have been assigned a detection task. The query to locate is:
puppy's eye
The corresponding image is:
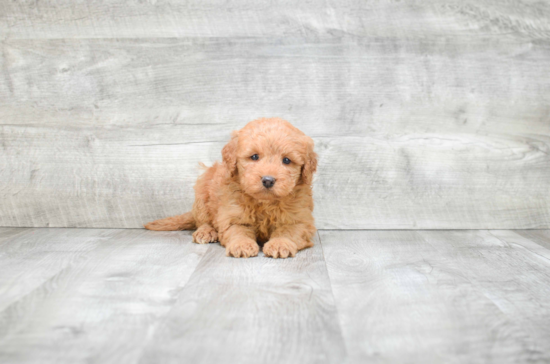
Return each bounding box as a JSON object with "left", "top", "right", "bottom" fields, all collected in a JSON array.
[
  {"left": 251, "top": 154, "right": 259, "bottom": 161},
  {"left": 282, "top": 157, "right": 291, "bottom": 165}
]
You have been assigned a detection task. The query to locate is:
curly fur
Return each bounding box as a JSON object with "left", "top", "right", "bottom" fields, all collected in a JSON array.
[{"left": 145, "top": 117, "right": 318, "bottom": 258}]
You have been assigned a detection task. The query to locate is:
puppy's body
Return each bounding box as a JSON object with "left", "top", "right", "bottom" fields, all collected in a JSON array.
[{"left": 145, "top": 118, "right": 317, "bottom": 258}]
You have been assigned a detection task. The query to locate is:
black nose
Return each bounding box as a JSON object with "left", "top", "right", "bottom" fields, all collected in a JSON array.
[{"left": 262, "top": 176, "right": 276, "bottom": 188}]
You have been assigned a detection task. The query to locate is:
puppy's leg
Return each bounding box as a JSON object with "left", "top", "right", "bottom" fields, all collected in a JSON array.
[
  {"left": 192, "top": 224, "right": 218, "bottom": 244},
  {"left": 221, "top": 225, "right": 259, "bottom": 258},
  {"left": 263, "top": 224, "right": 315, "bottom": 259}
]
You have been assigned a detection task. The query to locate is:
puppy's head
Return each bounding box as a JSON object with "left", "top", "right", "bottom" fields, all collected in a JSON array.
[{"left": 222, "top": 118, "right": 317, "bottom": 200}]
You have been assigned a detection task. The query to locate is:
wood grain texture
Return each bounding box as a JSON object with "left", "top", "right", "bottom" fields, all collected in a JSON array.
[
  {"left": 0, "top": 227, "right": 31, "bottom": 244},
  {"left": 2, "top": 228, "right": 550, "bottom": 363},
  {"left": 1, "top": 0, "right": 549, "bottom": 39},
  {"left": 0, "top": 229, "right": 345, "bottom": 364},
  {"left": 513, "top": 230, "right": 550, "bottom": 250},
  {"left": 138, "top": 234, "right": 346, "bottom": 364},
  {"left": 320, "top": 230, "right": 550, "bottom": 363},
  {"left": 1, "top": 1, "right": 550, "bottom": 229},
  {"left": 0, "top": 228, "right": 117, "bottom": 312},
  {"left": 0, "top": 229, "right": 208, "bottom": 364}
]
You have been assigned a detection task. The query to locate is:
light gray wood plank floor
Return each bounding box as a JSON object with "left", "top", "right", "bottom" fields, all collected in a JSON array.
[{"left": 1, "top": 228, "right": 550, "bottom": 364}]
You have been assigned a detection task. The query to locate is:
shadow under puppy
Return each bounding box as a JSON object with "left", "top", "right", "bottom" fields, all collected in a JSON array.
[{"left": 145, "top": 117, "right": 318, "bottom": 258}]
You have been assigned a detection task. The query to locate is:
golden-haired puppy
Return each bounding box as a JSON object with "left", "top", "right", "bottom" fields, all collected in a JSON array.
[{"left": 145, "top": 117, "right": 318, "bottom": 258}]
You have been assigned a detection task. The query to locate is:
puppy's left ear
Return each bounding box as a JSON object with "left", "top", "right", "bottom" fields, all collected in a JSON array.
[
  {"left": 301, "top": 137, "right": 318, "bottom": 185},
  {"left": 222, "top": 131, "right": 239, "bottom": 177}
]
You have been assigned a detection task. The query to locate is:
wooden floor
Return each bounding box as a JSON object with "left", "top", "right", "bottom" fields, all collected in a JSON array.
[{"left": 1, "top": 228, "right": 549, "bottom": 364}]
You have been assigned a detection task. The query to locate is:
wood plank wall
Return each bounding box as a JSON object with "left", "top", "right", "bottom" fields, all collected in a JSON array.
[{"left": 1, "top": 0, "right": 549, "bottom": 228}]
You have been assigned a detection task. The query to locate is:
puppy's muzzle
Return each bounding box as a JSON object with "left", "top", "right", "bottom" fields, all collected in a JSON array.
[{"left": 262, "top": 176, "right": 276, "bottom": 188}]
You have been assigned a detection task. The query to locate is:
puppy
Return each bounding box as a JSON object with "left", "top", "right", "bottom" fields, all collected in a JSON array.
[{"left": 145, "top": 117, "right": 318, "bottom": 258}]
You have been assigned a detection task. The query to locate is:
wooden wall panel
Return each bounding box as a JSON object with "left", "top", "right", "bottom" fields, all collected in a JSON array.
[
  {"left": 1, "top": 124, "right": 549, "bottom": 228},
  {"left": 1, "top": 0, "right": 549, "bottom": 40},
  {"left": 1, "top": 2, "right": 549, "bottom": 228}
]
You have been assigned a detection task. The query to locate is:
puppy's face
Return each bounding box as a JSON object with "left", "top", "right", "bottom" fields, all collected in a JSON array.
[{"left": 222, "top": 118, "right": 317, "bottom": 201}]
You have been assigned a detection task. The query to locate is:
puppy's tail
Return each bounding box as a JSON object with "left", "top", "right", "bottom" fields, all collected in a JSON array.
[{"left": 144, "top": 212, "right": 196, "bottom": 231}]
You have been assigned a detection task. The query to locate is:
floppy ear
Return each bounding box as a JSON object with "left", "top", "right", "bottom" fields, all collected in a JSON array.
[
  {"left": 222, "top": 131, "right": 239, "bottom": 177},
  {"left": 301, "top": 137, "right": 318, "bottom": 185}
]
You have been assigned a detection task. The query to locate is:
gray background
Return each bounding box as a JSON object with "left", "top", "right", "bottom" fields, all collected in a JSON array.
[
  {"left": 1, "top": 0, "right": 549, "bottom": 229},
  {"left": 2, "top": 3, "right": 550, "bottom": 362}
]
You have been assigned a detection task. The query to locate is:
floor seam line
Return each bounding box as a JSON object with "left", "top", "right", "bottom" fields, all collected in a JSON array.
[{"left": 317, "top": 230, "right": 350, "bottom": 361}]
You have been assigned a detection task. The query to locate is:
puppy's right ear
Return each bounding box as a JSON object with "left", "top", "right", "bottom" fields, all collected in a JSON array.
[{"left": 222, "top": 131, "right": 239, "bottom": 176}]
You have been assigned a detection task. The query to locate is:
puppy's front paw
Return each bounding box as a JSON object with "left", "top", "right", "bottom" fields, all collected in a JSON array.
[
  {"left": 226, "top": 239, "right": 259, "bottom": 258},
  {"left": 263, "top": 237, "right": 297, "bottom": 259},
  {"left": 193, "top": 224, "right": 218, "bottom": 244}
]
